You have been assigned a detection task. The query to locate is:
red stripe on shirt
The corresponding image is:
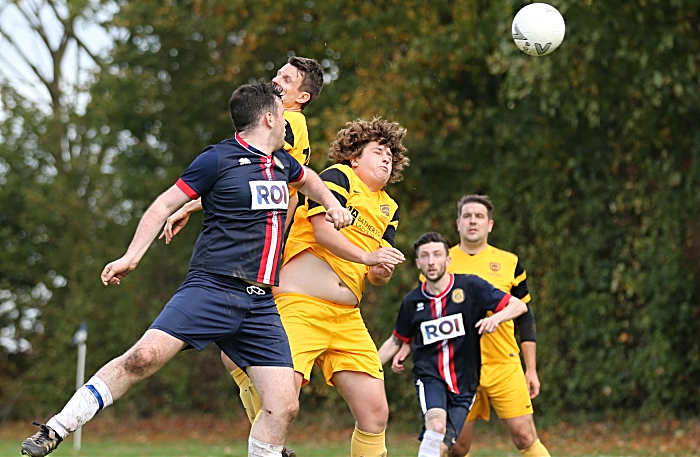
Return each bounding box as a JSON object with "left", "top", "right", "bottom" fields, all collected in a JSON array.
[
  {"left": 495, "top": 294, "right": 512, "bottom": 312},
  {"left": 393, "top": 329, "right": 411, "bottom": 344},
  {"left": 176, "top": 178, "right": 199, "bottom": 199},
  {"left": 432, "top": 297, "right": 446, "bottom": 387},
  {"left": 257, "top": 158, "right": 274, "bottom": 283},
  {"left": 267, "top": 162, "right": 282, "bottom": 279},
  {"left": 257, "top": 212, "right": 275, "bottom": 283},
  {"left": 447, "top": 340, "right": 460, "bottom": 394}
]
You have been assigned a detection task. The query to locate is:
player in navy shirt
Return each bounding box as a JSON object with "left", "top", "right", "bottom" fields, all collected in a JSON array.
[
  {"left": 380, "top": 232, "right": 526, "bottom": 457},
  {"left": 21, "top": 82, "right": 352, "bottom": 457}
]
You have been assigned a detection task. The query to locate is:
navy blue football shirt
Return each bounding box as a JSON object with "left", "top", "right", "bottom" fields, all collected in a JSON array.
[
  {"left": 393, "top": 273, "right": 511, "bottom": 394},
  {"left": 176, "top": 133, "right": 304, "bottom": 286}
]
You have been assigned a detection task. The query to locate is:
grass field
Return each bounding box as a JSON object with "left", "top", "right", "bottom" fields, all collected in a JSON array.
[{"left": 1, "top": 414, "right": 699, "bottom": 457}]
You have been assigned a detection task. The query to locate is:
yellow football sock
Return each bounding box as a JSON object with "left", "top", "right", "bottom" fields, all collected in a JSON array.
[
  {"left": 520, "top": 439, "right": 551, "bottom": 457},
  {"left": 231, "top": 368, "right": 262, "bottom": 424},
  {"left": 351, "top": 427, "right": 387, "bottom": 457}
]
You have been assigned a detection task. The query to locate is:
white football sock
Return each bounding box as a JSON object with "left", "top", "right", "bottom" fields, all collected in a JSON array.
[
  {"left": 248, "top": 437, "right": 285, "bottom": 457},
  {"left": 46, "top": 376, "right": 114, "bottom": 439},
  {"left": 418, "top": 430, "right": 445, "bottom": 457}
]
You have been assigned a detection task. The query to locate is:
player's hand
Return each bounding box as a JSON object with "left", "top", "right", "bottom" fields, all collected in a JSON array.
[
  {"left": 324, "top": 207, "right": 353, "bottom": 230},
  {"left": 392, "top": 343, "right": 411, "bottom": 374},
  {"left": 159, "top": 208, "right": 191, "bottom": 244},
  {"left": 363, "top": 247, "right": 405, "bottom": 267},
  {"left": 369, "top": 263, "right": 394, "bottom": 279},
  {"left": 101, "top": 257, "right": 137, "bottom": 286},
  {"left": 525, "top": 369, "right": 540, "bottom": 399},
  {"left": 475, "top": 316, "right": 500, "bottom": 334}
]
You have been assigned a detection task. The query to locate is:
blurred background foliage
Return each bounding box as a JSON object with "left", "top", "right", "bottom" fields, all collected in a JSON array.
[{"left": 1, "top": 0, "right": 699, "bottom": 425}]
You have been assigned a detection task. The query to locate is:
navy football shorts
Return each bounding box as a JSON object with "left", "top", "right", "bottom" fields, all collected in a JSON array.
[
  {"left": 415, "top": 377, "right": 476, "bottom": 448},
  {"left": 150, "top": 270, "right": 293, "bottom": 369}
]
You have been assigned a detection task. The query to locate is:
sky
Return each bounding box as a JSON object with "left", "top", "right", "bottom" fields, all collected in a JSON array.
[{"left": 0, "top": 0, "right": 116, "bottom": 111}]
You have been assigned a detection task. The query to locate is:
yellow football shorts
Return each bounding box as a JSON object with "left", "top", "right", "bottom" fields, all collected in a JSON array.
[
  {"left": 275, "top": 292, "right": 384, "bottom": 387},
  {"left": 466, "top": 362, "right": 534, "bottom": 421}
]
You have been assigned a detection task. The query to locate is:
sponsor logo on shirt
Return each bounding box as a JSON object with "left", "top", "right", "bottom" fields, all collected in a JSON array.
[
  {"left": 451, "top": 288, "right": 465, "bottom": 303},
  {"left": 490, "top": 262, "right": 501, "bottom": 272},
  {"left": 417, "top": 302, "right": 425, "bottom": 311},
  {"left": 420, "top": 313, "right": 466, "bottom": 345},
  {"left": 249, "top": 180, "right": 289, "bottom": 210},
  {"left": 380, "top": 204, "right": 390, "bottom": 217},
  {"left": 239, "top": 158, "right": 252, "bottom": 166},
  {"left": 347, "top": 205, "right": 383, "bottom": 240}
]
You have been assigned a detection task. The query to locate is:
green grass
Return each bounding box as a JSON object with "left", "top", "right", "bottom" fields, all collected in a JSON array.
[{"left": 0, "top": 439, "right": 690, "bottom": 457}]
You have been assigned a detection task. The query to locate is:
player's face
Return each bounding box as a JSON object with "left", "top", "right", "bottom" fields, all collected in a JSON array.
[
  {"left": 416, "top": 242, "right": 450, "bottom": 282},
  {"left": 352, "top": 141, "right": 393, "bottom": 190},
  {"left": 457, "top": 202, "right": 493, "bottom": 244},
  {"left": 272, "top": 64, "right": 308, "bottom": 109}
]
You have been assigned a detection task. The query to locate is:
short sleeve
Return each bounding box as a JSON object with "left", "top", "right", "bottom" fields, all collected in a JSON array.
[
  {"left": 283, "top": 149, "right": 304, "bottom": 183},
  {"left": 393, "top": 299, "right": 414, "bottom": 343},
  {"left": 511, "top": 260, "right": 531, "bottom": 304},
  {"left": 177, "top": 146, "right": 219, "bottom": 198},
  {"left": 381, "top": 207, "right": 399, "bottom": 247},
  {"left": 308, "top": 167, "right": 350, "bottom": 216},
  {"left": 469, "top": 275, "right": 511, "bottom": 313}
]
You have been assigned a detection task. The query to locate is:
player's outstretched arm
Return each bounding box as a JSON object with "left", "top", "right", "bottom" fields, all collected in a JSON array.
[
  {"left": 475, "top": 296, "right": 528, "bottom": 334},
  {"left": 291, "top": 166, "right": 353, "bottom": 230},
  {"left": 102, "top": 185, "right": 191, "bottom": 286},
  {"left": 159, "top": 197, "right": 203, "bottom": 244}
]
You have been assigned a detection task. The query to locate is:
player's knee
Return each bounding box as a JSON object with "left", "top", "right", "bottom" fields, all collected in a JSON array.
[
  {"left": 378, "top": 399, "right": 390, "bottom": 423},
  {"left": 372, "top": 399, "right": 390, "bottom": 429},
  {"left": 278, "top": 397, "right": 299, "bottom": 424},
  {"left": 426, "top": 418, "right": 446, "bottom": 435},
  {"left": 122, "top": 346, "right": 159, "bottom": 377},
  {"left": 511, "top": 428, "right": 537, "bottom": 450}
]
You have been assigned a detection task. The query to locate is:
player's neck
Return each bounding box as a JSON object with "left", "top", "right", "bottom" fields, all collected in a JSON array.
[
  {"left": 425, "top": 273, "right": 452, "bottom": 296},
  {"left": 284, "top": 104, "right": 303, "bottom": 113},
  {"left": 459, "top": 240, "right": 488, "bottom": 256},
  {"left": 237, "top": 131, "right": 276, "bottom": 155}
]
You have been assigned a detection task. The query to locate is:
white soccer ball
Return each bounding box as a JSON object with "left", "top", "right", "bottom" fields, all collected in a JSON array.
[{"left": 512, "top": 3, "right": 566, "bottom": 56}]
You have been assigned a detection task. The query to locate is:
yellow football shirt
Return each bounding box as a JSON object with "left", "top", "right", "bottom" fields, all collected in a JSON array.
[
  {"left": 283, "top": 164, "right": 399, "bottom": 303},
  {"left": 422, "top": 244, "right": 531, "bottom": 364},
  {"left": 283, "top": 111, "right": 310, "bottom": 198}
]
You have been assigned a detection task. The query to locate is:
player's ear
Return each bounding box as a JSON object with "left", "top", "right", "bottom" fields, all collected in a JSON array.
[
  {"left": 263, "top": 111, "right": 274, "bottom": 129},
  {"left": 297, "top": 91, "right": 311, "bottom": 105},
  {"left": 446, "top": 256, "right": 452, "bottom": 267},
  {"left": 415, "top": 258, "right": 420, "bottom": 269},
  {"left": 488, "top": 219, "right": 494, "bottom": 233}
]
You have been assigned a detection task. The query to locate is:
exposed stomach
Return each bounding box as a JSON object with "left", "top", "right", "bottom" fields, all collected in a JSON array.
[{"left": 274, "top": 250, "right": 358, "bottom": 306}]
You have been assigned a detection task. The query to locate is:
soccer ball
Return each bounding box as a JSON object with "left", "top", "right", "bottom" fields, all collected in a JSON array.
[{"left": 512, "top": 3, "right": 566, "bottom": 56}]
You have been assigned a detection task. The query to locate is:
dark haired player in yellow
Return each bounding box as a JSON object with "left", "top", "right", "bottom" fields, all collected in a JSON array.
[
  {"left": 273, "top": 117, "right": 409, "bottom": 457},
  {"left": 379, "top": 195, "right": 551, "bottom": 457}
]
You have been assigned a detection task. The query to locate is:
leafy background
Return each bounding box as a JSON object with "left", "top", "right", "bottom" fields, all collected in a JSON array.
[{"left": 1, "top": 0, "right": 699, "bottom": 425}]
